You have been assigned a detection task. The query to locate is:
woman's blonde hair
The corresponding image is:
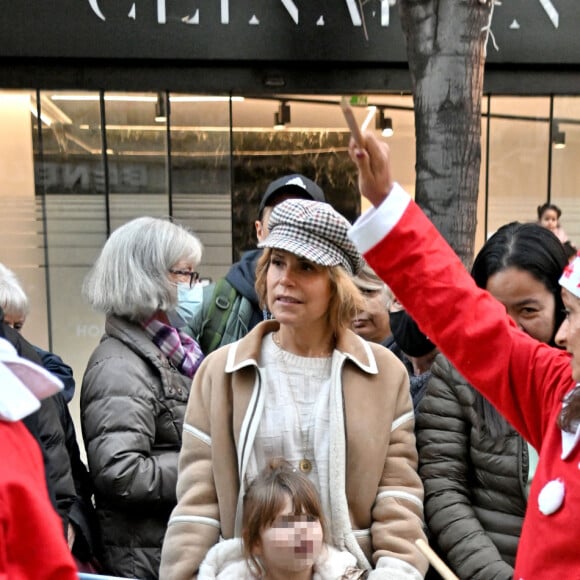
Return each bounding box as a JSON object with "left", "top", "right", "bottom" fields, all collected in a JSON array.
[
  {"left": 242, "top": 458, "right": 329, "bottom": 575},
  {"left": 255, "top": 248, "right": 365, "bottom": 335}
]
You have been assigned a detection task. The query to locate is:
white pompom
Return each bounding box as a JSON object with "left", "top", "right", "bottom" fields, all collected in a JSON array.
[{"left": 538, "top": 479, "right": 565, "bottom": 515}]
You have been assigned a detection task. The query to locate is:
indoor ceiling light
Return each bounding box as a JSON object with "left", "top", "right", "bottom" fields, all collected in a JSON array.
[
  {"left": 377, "top": 108, "right": 394, "bottom": 138},
  {"left": 29, "top": 94, "right": 74, "bottom": 125},
  {"left": 29, "top": 104, "right": 55, "bottom": 127},
  {"left": 50, "top": 94, "right": 244, "bottom": 103},
  {"left": 274, "top": 101, "right": 291, "bottom": 129},
  {"left": 361, "top": 106, "right": 377, "bottom": 132},
  {"left": 552, "top": 122, "right": 566, "bottom": 149},
  {"left": 155, "top": 93, "right": 167, "bottom": 123},
  {"left": 169, "top": 96, "right": 245, "bottom": 102}
]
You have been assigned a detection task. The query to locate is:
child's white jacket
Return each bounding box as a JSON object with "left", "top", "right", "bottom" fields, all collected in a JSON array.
[{"left": 198, "top": 538, "right": 366, "bottom": 579}]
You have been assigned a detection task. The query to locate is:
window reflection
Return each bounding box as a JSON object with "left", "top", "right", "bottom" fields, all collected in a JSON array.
[
  {"left": 487, "top": 97, "right": 550, "bottom": 236},
  {"left": 36, "top": 90, "right": 107, "bottom": 428},
  {"left": 169, "top": 94, "right": 232, "bottom": 282},
  {"left": 552, "top": 97, "right": 580, "bottom": 244},
  {"left": 101, "top": 91, "right": 170, "bottom": 228},
  {"left": 0, "top": 91, "right": 48, "bottom": 350}
]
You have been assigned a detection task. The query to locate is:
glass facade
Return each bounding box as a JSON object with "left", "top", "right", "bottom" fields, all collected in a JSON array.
[{"left": 1, "top": 90, "right": 579, "bottom": 406}]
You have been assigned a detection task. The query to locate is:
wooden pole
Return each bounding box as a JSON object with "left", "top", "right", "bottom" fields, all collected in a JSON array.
[{"left": 415, "top": 538, "right": 460, "bottom": 580}]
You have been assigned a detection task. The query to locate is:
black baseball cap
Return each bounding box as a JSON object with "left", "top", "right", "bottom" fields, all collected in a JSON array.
[{"left": 258, "top": 174, "right": 326, "bottom": 217}]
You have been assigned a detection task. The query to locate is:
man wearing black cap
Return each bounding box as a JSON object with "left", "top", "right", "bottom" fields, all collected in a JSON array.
[{"left": 185, "top": 174, "right": 326, "bottom": 355}]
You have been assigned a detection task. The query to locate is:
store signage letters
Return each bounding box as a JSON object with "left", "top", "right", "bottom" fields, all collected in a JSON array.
[
  {"left": 86, "top": 0, "right": 395, "bottom": 26},
  {"left": 86, "top": 0, "right": 557, "bottom": 30},
  {"left": 0, "top": 0, "right": 578, "bottom": 64}
]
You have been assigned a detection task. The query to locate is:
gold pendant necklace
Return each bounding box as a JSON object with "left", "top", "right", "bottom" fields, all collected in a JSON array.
[{"left": 272, "top": 331, "right": 324, "bottom": 474}]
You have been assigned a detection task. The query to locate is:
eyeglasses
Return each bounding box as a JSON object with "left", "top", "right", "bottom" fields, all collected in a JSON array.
[{"left": 169, "top": 269, "right": 200, "bottom": 287}]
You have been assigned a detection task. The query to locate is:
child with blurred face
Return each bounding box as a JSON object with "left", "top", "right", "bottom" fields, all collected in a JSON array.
[
  {"left": 244, "top": 479, "right": 324, "bottom": 579},
  {"left": 198, "top": 459, "right": 365, "bottom": 579}
]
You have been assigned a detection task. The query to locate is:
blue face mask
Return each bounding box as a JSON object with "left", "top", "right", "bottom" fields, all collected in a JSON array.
[{"left": 170, "top": 283, "right": 203, "bottom": 327}]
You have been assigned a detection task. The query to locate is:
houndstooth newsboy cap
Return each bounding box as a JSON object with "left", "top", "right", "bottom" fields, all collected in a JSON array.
[{"left": 258, "top": 199, "right": 363, "bottom": 275}]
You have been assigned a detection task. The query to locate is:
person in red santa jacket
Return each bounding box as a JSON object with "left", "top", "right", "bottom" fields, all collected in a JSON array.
[
  {"left": 0, "top": 336, "right": 77, "bottom": 580},
  {"left": 347, "top": 131, "right": 580, "bottom": 580}
]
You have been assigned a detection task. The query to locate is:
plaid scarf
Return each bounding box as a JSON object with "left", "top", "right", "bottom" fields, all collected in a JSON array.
[{"left": 143, "top": 317, "right": 204, "bottom": 379}]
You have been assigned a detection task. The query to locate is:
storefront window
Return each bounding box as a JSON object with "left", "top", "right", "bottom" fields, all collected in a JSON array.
[
  {"left": 103, "top": 92, "right": 170, "bottom": 229},
  {"left": 229, "top": 95, "right": 416, "bottom": 261},
  {"left": 551, "top": 97, "right": 580, "bottom": 244},
  {"left": 487, "top": 96, "right": 550, "bottom": 236},
  {"left": 0, "top": 90, "right": 49, "bottom": 348},
  {"left": 169, "top": 94, "right": 232, "bottom": 282},
  {"left": 34, "top": 90, "right": 107, "bottom": 432}
]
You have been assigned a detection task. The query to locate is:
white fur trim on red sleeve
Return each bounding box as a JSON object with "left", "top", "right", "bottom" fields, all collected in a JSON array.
[{"left": 348, "top": 183, "right": 411, "bottom": 255}]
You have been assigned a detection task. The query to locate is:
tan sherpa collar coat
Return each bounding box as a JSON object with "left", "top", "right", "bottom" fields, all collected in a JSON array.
[{"left": 160, "top": 320, "right": 428, "bottom": 580}]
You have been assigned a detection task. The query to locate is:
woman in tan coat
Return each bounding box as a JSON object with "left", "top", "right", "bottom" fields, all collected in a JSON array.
[{"left": 161, "top": 199, "right": 428, "bottom": 580}]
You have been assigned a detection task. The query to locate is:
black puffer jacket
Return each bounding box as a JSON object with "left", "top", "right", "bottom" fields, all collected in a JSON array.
[
  {"left": 81, "top": 315, "right": 192, "bottom": 579},
  {"left": 2, "top": 319, "right": 97, "bottom": 561},
  {"left": 50, "top": 391, "right": 102, "bottom": 565},
  {"left": 36, "top": 394, "right": 77, "bottom": 529},
  {"left": 416, "top": 354, "right": 528, "bottom": 580}
]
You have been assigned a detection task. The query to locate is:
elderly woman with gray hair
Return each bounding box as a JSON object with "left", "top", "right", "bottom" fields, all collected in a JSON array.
[
  {"left": 81, "top": 216, "right": 203, "bottom": 579},
  {"left": 160, "top": 199, "right": 428, "bottom": 580}
]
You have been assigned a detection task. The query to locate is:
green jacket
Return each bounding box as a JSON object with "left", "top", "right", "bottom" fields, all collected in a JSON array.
[{"left": 186, "top": 279, "right": 256, "bottom": 355}]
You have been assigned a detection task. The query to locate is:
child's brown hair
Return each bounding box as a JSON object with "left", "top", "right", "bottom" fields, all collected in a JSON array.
[{"left": 241, "top": 458, "right": 329, "bottom": 574}]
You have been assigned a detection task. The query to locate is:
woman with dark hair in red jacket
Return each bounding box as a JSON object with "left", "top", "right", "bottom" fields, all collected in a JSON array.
[{"left": 348, "top": 131, "right": 580, "bottom": 579}]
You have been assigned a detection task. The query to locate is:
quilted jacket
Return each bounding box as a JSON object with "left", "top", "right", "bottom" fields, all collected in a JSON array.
[{"left": 81, "top": 315, "right": 192, "bottom": 579}]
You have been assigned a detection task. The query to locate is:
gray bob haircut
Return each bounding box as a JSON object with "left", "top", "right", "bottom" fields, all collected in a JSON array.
[
  {"left": 0, "top": 262, "right": 30, "bottom": 319},
  {"left": 83, "top": 217, "right": 202, "bottom": 321}
]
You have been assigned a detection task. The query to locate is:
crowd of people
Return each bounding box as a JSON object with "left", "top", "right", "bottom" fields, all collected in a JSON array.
[{"left": 2, "top": 137, "right": 579, "bottom": 580}]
